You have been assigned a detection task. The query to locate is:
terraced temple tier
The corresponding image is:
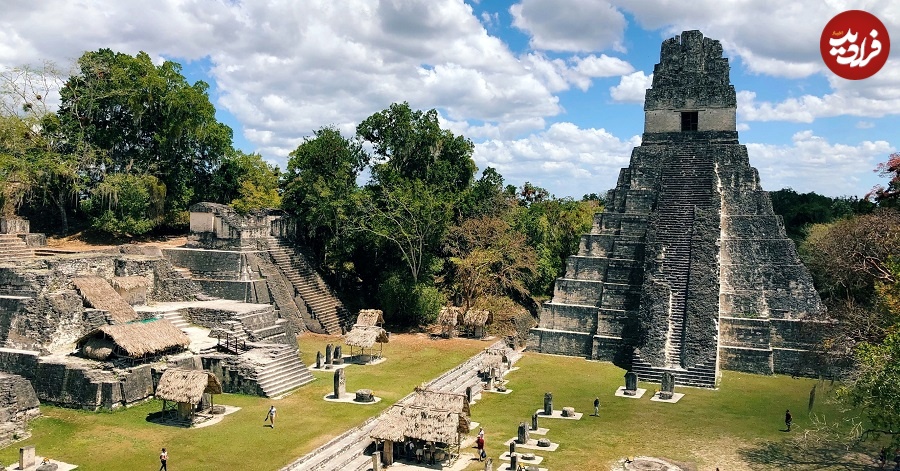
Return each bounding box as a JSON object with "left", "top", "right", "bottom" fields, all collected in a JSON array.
[{"left": 528, "top": 31, "right": 825, "bottom": 387}]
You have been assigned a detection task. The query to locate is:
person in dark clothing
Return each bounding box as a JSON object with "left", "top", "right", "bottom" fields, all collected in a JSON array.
[
  {"left": 593, "top": 397, "right": 600, "bottom": 416},
  {"left": 785, "top": 409, "right": 793, "bottom": 431},
  {"left": 159, "top": 448, "right": 168, "bottom": 471}
]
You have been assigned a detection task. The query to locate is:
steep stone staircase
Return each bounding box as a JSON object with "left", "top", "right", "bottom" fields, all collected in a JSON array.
[
  {"left": 0, "top": 234, "right": 34, "bottom": 262},
  {"left": 265, "top": 237, "right": 349, "bottom": 335},
  {"left": 254, "top": 345, "right": 314, "bottom": 398},
  {"left": 248, "top": 253, "right": 312, "bottom": 334},
  {"left": 654, "top": 148, "right": 714, "bottom": 368}
]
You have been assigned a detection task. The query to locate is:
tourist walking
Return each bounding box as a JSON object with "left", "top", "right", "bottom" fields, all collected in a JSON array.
[
  {"left": 476, "top": 435, "right": 485, "bottom": 461},
  {"left": 266, "top": 405, "right": 277, "bottom": 428},
  {"left": 158, "top": 448, "right": 168, "bottom": 471},
  {"left": 784, "top": 409, "right": 792, "bottom": 431},
  {"left": 593, "top": 397, "right": 600, "bottom": 416}
]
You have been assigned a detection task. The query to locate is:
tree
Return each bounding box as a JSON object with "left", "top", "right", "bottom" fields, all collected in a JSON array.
[
  {"left": 357, "top": 102, "right": 475, "bottom": 193},
  {"left": 869, "top": 152, "right": 900, "bottom": 206},
  {"left": 206, "top": 149, "right": 281, "bottom": 215},
  {"left": 356, "top": 180, "right": 449, "bottom": 284},
  {"left": 839, "top": 329, "right": 900, "bottom": 446},
  {"left": 1, "top": 63, "right": 95, "bottom": 232},
  {"left": 281, "top": 127, "right": 368, "bottom": 265},
  {"left": 58, "top": 49, "right": 232, "bottom": 224},
  {"left": 81, "top": 173, "right": 166, "bottom": 237},
  {"left": 442, "top": 216, "right": 537, "bottom": 310}
]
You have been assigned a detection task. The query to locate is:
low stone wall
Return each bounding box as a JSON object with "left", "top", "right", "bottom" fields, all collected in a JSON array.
[
  {"left": 527, "top": 328, "right": 592, "bottom": 357},
  {"left": 201, "top": 354, "right": 265, "bottom": 396},
  {"left": 195, "top": 279, "right": 254, "bottom": 301},
  {"left": 718, "top": 346, "right": 773, "bottom": 375},
  {"left": 0, "top": 372, "right": 40, "bottom": 447},
  {"left": 163, "top": 248, "right": 243, "bottom": 280}
]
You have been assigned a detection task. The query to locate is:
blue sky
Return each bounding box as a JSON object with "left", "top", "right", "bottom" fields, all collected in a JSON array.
[{"left": 1, "top": 0, "right": 897, "bottom": 199}]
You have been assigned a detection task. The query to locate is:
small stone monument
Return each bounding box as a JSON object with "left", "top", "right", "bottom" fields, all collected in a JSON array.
[
  {"left": 334, "top": 345, "right": 343, "bottom": 365},
  {"left": 517, "top": 422, "right": 529, "bottom": 444},
  {"left": 537, "top": 437, "right": 551, "bottom": 447},
  {"left": 543, "top": 392, "right": 552, "bottom": 415},
  {"left": 624, "top": 371, "right": 638, "bottom": 396},
  {"left": 562, "top": 406, "right": 575, "bottom": 417},
  {"left": 333, "top": 368, "right": 346, "bottom": 398},
  {"left": 509, "top": 441, "right": 516, "bottom": 455},
  {"left": 355, "top": 389, "right": 374, "bottom": 403},
  {"left": 325, "top": 343, "right": 334, "bottom": 369},
  {"left": 20, "top": 446, "right": 36, "bottom": 469},
  {"left": 315, "top": 351, "right": 323, "bottom": 369},
  {"left": 371, "top": 451, "right": 381, "bottom": 471},
  {"left": 486, "top": 375, "right": 494, "bottom": 391},
  {"left": 531, "top": 413, "right": 538, "bottom": 431},
  {"left": 660, "top": 372, "right": 675, "bottom": 400},
  {"left": 510, "top": 453, "right": 518, "bottom": 470}
]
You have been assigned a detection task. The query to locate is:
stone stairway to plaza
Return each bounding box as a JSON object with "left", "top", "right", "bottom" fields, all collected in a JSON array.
[
  {"left": 281, "top": 341, "right": 521, "bottom": 471},
  {"left": 0, "top": 234, "right": 34, "bottom": 262},
  {"left": 248, "top": 252, "right": 313, "bottom": 334},
  {"left": 255, "top": 345, "right": 314, "bottom": 398},
  {"left": 630, "top": 355, "right": 717, "bottom": 388},
  {"left": 266, "top": 236, "right": 349, "bottom": 335}
]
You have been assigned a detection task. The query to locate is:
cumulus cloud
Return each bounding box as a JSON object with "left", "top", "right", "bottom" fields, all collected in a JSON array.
[
  {"left": 747, "top": 131, "right": 894, "bottom": 196},
  {"left": 474, "top": 122, "right": 640, "bottom": 197},
  {"left": 510, "top": 0, "right": 627, "bottom": 52},
  {"left": 610, "top": 71, "right": 652, "bottom": 103}
]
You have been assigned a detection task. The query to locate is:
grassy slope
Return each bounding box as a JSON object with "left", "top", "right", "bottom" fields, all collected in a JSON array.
[{"left": 0, "top": 334, "right": 485, "bottom": 471}]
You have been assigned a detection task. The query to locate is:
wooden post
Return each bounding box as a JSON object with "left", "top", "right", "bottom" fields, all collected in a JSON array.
[{"left": 383, "top": 439, "right": 394, "bottom": 465}]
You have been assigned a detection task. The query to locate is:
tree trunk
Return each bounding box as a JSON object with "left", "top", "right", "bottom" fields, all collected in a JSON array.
[{"left": 56, "top": 190, "right": 68, "bottom": 234}]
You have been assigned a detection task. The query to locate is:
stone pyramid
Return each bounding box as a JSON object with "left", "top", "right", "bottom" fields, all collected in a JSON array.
[{"left": 528, "top": 31, "right": 824, "bottom": 387}]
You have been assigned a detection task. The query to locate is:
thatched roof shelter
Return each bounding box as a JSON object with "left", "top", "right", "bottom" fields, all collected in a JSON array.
[
  {"left": 155, "top": 368, "right": 222, "bottom": 405},
  {"left": 344, "top": 326, "right": 389, "bottom": 348},
  {"left": 463, "top": 309, "right": 491, "bottom": 327},
  {"left": 77, "top": 319, "right": 190, "bottom": 360},
  {"left": 370, "top": 389, "right": 470, "bottom": 445},
  {"left": 437, "top": 307, "right": 462, "bottom": 326},
  {"left": 355, "top": 309, "right": 384, "bottom": 327},
  {"left": 74, "top": 276, "right": 139, "bottom": 323}
]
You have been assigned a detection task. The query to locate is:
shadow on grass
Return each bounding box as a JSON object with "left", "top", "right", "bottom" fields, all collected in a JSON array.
[
  {"left": 739, "top": 434, "right": 875, "bottom": 470},
  {"left": 145, "top": 410, "right": 191, "bottom": 428}
]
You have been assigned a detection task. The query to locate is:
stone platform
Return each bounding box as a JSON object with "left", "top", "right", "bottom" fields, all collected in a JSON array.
[
  {"left": 502, "top": 438, "right": 559, "bottom": 452},
  {"left": 615, "top": 387, "right": 647, "bottom": 399},
  {"left": 535, "top": 408, "right": 583, "bottom": 420}
]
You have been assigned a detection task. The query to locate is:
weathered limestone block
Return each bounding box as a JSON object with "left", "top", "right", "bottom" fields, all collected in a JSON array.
[
  {"left": 0, "top": 373, "right": 40, "bottom": 447},
  {"left": 561, "top": 406, "right": 576, "bottom": 417},
  {"left": 354, "top": 389, "right": 374, "bottom": 402}
]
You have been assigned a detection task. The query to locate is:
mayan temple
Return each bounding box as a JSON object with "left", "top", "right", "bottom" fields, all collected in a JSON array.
[{"left": 528, "top": 31, "right": 825, "bottom": 387}]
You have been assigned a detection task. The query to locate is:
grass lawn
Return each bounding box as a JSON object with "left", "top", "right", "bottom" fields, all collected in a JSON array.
[
  {"left": 459, "top": 353, "right": 867, "bottom": 471},
  {"left": 0, "top": 334, "right": 485, "bottom": 470}
]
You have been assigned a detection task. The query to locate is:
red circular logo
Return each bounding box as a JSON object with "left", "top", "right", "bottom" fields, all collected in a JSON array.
[{"left": 820, "top": 10, "right": 890, "bottom": 80}]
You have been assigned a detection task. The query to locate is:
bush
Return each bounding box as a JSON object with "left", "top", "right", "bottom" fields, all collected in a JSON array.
[{"left": 377, "top": 273, "right": 445, "bottom": 327}]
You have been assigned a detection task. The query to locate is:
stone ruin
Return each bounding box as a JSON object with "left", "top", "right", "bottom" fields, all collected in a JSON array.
[
  {"left": 0, "top": 204, "right": 362, "bottom": 413},
  {"left": 528, "top": 30, "right": 826, "bottom": 387}
]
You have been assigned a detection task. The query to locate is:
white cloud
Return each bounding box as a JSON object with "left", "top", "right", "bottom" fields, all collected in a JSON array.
[
  {"left": 747, "top": 131, "right": 894, "bottom": 196},
  {"left": 610, "top": 71, "right": 652, "bottom": 103},
  {"left": 510, "top": 0, "right": 627, "bottom": 52},
  {"left": 855, "top": 121, "right": 875, "bottom": 129},
  {"left": 474, "top": 122, "right": 640, "bottom": 197}
]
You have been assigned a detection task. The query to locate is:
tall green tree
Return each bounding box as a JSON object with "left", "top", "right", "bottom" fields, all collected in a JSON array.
[
  {"left": 357, "top": 102, "right": 475, "bottom": 193},
  {"left": 58, "top": 49, "right": 232, "bottom": 225},
  {"left": 206, "top": 149, "right": 281, "bottom": 214},
  {"left": 281, "top": 127, "right": 368, "bottom": 266}
]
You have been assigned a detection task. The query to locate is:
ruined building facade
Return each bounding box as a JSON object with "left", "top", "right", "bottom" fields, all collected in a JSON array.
[{"left": 528, "top": 31, "right": 825, "bottom": 387}]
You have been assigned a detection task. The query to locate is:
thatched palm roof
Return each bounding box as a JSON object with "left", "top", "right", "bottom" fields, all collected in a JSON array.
[
  {"left": 410, "top": 388, "right": 470, "bottom": 416},
  {"left": 77, "top": 319, "right": 190, "bottom": 359},
  {"left": 438, "top": 307, "right": 462, "bottom": 326},
  {"left": 355, "top": 309, "right": 384, "bottom": 327},
  {"left": 73, "top": 276, "right": 139, "bottom": 323},
  {"left": 344, "top": 326, "right": 389, "bottom": 348},
  {"left": 370, "top": 388, "right": 470, "bottom": 443},
  {"left": 463, "top": 309, "right": 491, "bottom": 327},
  {"left": 155, "top": 368, "right": 222, "bottom": 404}
]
